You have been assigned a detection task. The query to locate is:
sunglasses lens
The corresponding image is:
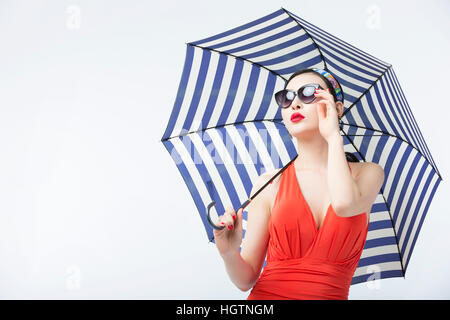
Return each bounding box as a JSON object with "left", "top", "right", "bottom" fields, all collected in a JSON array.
[
  {"left": 286, "top": 91, "right": 295, "bottom": 101},
  {"left": 275, "top": 90, "right": 294, "bottom": 108},
  {"left": 299, "top": 86, "right": 316, "bottom": 103}
]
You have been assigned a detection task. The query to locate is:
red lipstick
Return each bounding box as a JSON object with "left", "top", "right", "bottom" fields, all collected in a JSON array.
[{"left": 290, "top": 112, "right": 304, "bottom": 123}]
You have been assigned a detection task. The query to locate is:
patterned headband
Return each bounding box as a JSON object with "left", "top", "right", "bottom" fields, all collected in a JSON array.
[{"left": 312, "top": 68, "right": 344, "bottom": 103}]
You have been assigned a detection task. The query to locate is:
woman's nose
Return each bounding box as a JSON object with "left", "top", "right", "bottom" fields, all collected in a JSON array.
[{"left": 290, "top": 98, "right": 302, "bottom": 110}]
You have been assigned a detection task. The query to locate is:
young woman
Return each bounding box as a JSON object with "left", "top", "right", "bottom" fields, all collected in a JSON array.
[{"left": 213, "top": 68, "right": 385, "bottom": 300}]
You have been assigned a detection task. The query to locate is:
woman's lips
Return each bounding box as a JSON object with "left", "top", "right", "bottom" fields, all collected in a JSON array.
[{"left": 291, "top": 112, "right": 305, "bottom": 123}]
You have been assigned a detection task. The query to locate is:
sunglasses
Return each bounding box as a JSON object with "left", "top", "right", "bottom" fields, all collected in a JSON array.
[{"left": 274, "top": 83, "right": 324, "bottom": 109}]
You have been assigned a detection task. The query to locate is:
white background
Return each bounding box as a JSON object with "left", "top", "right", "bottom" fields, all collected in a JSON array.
[{"left": 0, "top": 0, "right": 449, "bottom": 299}]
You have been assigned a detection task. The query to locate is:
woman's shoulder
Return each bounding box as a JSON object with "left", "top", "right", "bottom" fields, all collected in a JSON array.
[
  {"left": 251, "top": 168, "right": 284, "bottom": 210},
  {"left": 251, "top": 167, "right": 284, "bottom": 194},
  {"left": 261, "top": 167, "right": 284, "bottom": 183},
  {"left": 349, "top": 160, "right": 384, "bottom": 179}
]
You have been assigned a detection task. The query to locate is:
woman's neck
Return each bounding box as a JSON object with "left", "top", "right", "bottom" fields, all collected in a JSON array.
[{"left": 294, "top": 134, "right": 329, "bottom": 171}]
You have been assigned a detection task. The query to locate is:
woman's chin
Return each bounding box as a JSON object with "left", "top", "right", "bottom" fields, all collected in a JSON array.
[{"left": 290, "top": 128, "right": 317, "bottom": 139}]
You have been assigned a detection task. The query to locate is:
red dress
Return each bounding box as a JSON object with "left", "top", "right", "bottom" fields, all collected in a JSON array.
[{"left": 247, "top": 160, "right": 369, "bottom": 300}]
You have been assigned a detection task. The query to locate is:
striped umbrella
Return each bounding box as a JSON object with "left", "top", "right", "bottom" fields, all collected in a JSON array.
[{"left": 160, "top": 7, "right": 442, "bottom": 285}]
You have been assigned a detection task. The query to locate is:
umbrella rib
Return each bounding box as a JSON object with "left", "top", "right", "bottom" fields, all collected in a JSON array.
[
  {"left": 339, "top": 126, "right": 366, "bottom": 163},
  {"left": 341, "top": 67, "right": 390, "bottom": 118},
  {"left": 339, "top": 127, "right": 406, "bottom": 277},
  {"left": 281, "top": 8, "right": 329, "bottom": 70},
  {"left": 378, "top": 187, "right": 406, "bottom": 277},
  {"left": 341, "top": 122, "right": 443, "bottom": 181},
  {"left": 159, "top": 118, "right": 283, "bottom": 142},
  {"left": 185, "top": 43, "right": 287, "bottom": 81}
]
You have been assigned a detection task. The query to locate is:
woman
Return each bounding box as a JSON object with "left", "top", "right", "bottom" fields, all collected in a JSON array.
[{"left": 213, "top": 68, "right": 385, "bottom": 300}]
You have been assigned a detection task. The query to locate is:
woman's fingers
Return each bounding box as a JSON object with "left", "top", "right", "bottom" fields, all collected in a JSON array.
[
  {"left": 224, "top": 206, "right": 236, "bottom": 230},
  {"left": 234, "top": 208, "right": 243, "bottom": 230},
  {"left": 214, "top": 206, "right": 244, "bottom": 237},
  {"left": 216, "top": 205, "right": 237, "bottom": 230}
]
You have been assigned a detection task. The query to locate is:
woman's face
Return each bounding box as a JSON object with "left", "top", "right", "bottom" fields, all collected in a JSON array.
[{"left": 281, "top": 73, "right": 333, "bottom": 139}]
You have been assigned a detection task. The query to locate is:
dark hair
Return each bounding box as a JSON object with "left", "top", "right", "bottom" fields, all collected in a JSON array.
[
  {"left": 285, "top": 68, "right": 358, "bottom": 163},
  {"left": 345, "top": 152, "right": 359, "bottom": 162},
  {"left": 284, "top": 68, "right": 345, "bottom": 105}
]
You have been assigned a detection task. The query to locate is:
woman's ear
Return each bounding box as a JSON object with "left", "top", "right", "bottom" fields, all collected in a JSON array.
[{"left": 336, "top": 101, "right": 344, "bottom": 119}]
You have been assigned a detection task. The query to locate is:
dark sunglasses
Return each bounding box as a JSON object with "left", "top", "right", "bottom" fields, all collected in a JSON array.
[{"left": 274, "top": 83, "right": 324, "bottom": 108}]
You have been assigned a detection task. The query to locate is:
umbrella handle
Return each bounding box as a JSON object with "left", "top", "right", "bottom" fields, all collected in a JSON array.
[
  {"left": 206, "top": 155, "right": 298, "bottom": 232},
  {"left": 207, "top": 199, "right": 251, "bottom": 230}
]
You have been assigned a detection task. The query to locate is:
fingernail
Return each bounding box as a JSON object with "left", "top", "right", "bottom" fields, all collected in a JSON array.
[
  {"left": 228, "top": 225, "right": 233, "bottom": 230},
  {"left": 220, "top": 222, "right": 225, "bottom": 225},
  {"left": 232, "top": 215, "right": 236, "bottom": 220}
]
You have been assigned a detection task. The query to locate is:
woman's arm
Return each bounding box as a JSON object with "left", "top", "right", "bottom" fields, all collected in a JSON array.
[
  {"left": 327, "top": 133, "right": 384, "bottom": 217},
  {"left": 220, "top": 248, "right": 259, "bottom": 292},
  {"left": 220, "top": 172, "right": 272, "bottom": 292}
]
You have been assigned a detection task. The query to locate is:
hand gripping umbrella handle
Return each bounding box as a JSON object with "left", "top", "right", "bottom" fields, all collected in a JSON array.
[
  {"left": 207, "top": 199, "right": 251, "bottom": 231},
  {"left": 205, "top": 155, "right": 297, "bottom": 231}
]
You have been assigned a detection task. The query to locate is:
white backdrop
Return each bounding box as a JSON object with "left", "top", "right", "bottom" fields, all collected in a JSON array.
[{"left": 0, "top": 0, "right": 449, "bottom": 299}]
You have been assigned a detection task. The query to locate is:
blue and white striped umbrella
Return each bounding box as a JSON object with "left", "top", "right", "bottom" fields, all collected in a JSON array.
[{"left": 160, "top": 8, "right": 442, "bottom": 285}]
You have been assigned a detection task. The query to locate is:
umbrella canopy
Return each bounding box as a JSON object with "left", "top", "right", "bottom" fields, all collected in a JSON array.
[{"left": 160, "top": 7, "right": 442, "bottom": 285}]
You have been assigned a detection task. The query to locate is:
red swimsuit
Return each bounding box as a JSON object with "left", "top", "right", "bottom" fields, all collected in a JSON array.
[{"left": 247, "top": 160, "right": 369, "bottom": 300}]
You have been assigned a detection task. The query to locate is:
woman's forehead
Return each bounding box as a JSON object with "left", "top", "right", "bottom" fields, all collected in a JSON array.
[{"left": 286, "top": 73, "right": 327, "bottom": 90}]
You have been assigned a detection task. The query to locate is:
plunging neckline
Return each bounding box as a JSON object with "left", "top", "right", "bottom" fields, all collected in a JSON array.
[
  {"left": 292, "top": 160, "right": 368, "bottom": 233},
  {"left": 292, "top": 160, "right": 332, "bottom": 233}
]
